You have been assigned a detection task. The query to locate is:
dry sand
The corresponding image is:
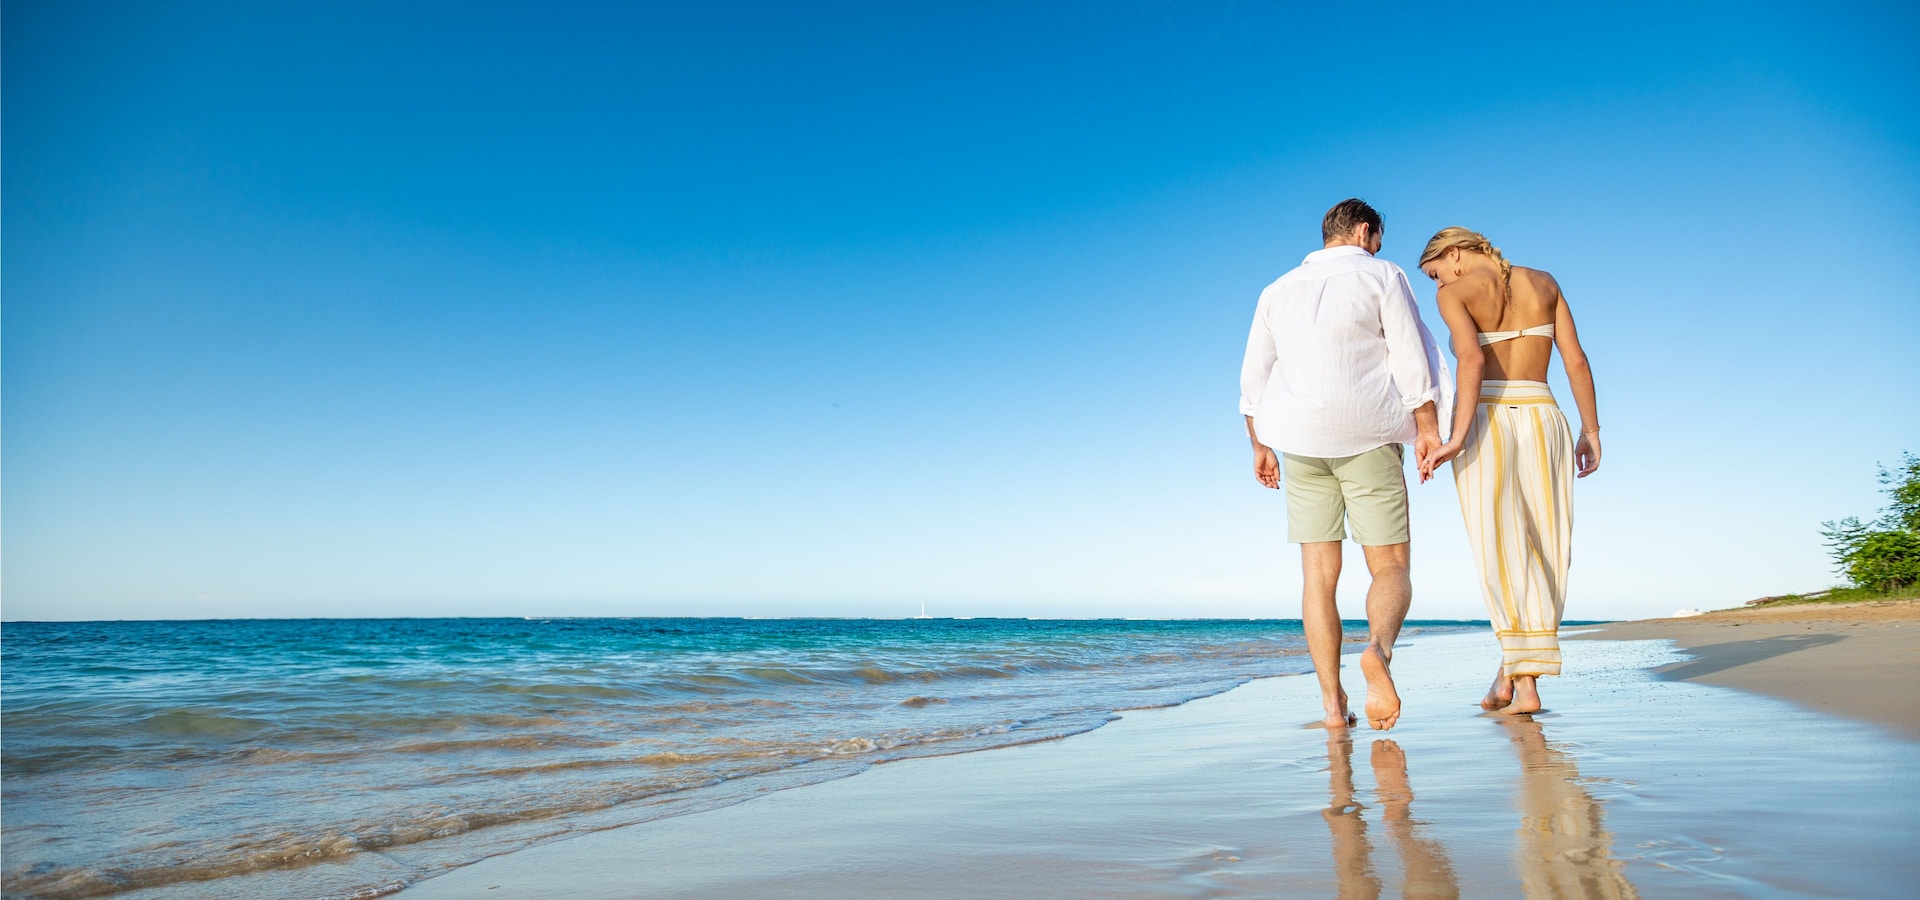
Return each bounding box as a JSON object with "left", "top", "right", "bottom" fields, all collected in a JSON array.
[{"left": 1573, "top": 598, "right": 1920, "bottom": 738}]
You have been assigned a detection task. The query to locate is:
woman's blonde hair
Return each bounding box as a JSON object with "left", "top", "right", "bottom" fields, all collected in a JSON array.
[{"left": 1420, "top": 226, "right": 1512, "bottom": 299}]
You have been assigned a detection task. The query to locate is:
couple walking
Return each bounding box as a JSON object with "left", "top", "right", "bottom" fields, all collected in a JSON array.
[{"left": 1240, "top": 199, "right": 1601, "bottom": 730}]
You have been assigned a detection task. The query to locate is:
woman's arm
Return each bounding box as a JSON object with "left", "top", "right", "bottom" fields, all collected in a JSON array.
[
  {"left": 1419, "top": 283, "right": 1484, "bottom": 478},
  {"left": 1550, "top": 276, "right": 1602, "bottom": 477}
]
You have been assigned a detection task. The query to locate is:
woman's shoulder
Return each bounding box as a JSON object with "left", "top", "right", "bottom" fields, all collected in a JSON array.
[
  {"left": 1511, "top": 265, "right": 1561, "bottom": 294},
  {"left": 1436, "top": 268, "right": 1503, "bottom": 304}
]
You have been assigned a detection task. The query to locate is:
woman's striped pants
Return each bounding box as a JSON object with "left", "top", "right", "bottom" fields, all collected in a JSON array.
[{"left": 1452, "top": 380, "right": 1575, "bottom": 678}]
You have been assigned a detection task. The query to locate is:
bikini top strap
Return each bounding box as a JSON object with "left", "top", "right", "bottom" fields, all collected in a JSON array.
[{"left": 1475, "top": 323, "right": 1555, "bottom": 346}]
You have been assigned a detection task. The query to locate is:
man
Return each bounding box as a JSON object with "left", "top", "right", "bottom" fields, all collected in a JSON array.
[{"left": 1240, "top": 198, "right": 1445, "bottom": 731}]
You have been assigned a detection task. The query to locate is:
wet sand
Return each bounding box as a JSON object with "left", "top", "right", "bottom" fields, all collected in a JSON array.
[
  {"left": 398, "top": 631, "right": 1920, "bottom": 898},
  {"left": 1572, "top": 599, "right": 1920, "bottom": 738}
]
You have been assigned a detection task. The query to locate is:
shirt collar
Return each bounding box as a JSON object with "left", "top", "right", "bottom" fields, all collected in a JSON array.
[{"left": 1304, "top": 245, "right": 1373, "bottom": 263}]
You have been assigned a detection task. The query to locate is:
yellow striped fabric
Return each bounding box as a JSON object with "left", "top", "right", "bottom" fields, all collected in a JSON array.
[{"left": 1451, "top": 380, "right": 1575, "bottom": 678}]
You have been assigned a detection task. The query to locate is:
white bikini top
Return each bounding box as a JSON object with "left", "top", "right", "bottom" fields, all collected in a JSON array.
[{"left": 1477, "top": 323, "right": 1555, "bottom": 346}]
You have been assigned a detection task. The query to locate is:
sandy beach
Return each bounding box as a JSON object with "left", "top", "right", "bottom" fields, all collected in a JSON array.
[
  {"left": 1573, "top": 599, "right": 1920, "bottom": 739},
  {"left": 395, "top": 606, "right": 1920, "bottom": 899}
]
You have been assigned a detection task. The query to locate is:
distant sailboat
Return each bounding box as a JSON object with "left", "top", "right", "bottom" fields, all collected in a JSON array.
[{"left": 915, "top": 602, "right": 931, "bottom": 619}]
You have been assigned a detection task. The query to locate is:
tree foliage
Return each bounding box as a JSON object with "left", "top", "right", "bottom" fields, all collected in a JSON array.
[
  {"left": 1823, "top": 453, "right": 1920, "bottom": 591},
  {"left": 1880, "top": 452, "right": 1920, "bottom": 533}
]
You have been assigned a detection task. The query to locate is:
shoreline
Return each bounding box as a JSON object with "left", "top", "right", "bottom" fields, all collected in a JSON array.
[
  {"left": 1571, "top": 598, "right": 1920, "bottom": 738},
  {"left": 395, "top": 625, "right": 1920, "bottom": 898}
]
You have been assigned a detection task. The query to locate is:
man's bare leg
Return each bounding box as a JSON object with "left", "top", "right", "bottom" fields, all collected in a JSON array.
[
  {"left": 1359, "top": 542, "right": 1412, "bottom": 730},
  {"left": 1301, "top": 541, "right": 1355, "bottom": 728},
  {"left": 1502, "top": 675, "right": 1541, "bottom": 715}
]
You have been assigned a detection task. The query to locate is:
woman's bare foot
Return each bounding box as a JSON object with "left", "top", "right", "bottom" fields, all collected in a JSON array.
[
  {"left": 1360, "top": 645, "right": 1401, "bottom": 730},
  {"left": 1479, "top": 671, "right": 1513, "bottom": 710},
  {"left": 1500, "top": 675, "right": 1541, "bottom": 715}
]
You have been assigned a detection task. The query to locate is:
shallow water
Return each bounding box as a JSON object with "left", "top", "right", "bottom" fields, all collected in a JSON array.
[{"left": 0, "top": 617, "right": 1476, "bottom": 899}]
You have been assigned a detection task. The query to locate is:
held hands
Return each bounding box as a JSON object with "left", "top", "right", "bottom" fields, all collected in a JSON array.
[
  {"left": 1253, "top": 446, "right": 1280, "bottom": 489},
  {"left": 1414, "top": 431, "right": 1597, "bottom": 480},
  {"left": 1413, "top": 431, "right": 1441, "bottom": 483},
  {"left": 1416, "top": 437, "right": 1463, "bottom": 483},
  {"left": 1575, "top": 432, "right": 1601, "bottom": 477}
]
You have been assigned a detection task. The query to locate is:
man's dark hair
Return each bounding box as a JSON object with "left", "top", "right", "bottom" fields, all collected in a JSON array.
[{"left": 1321, "top": 198, "right": 1383, "bottom": 243}]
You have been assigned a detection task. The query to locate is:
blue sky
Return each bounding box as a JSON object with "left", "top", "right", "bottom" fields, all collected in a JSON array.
[{"left": 6, "top": 1, "right": 1917, "bottom": 621}]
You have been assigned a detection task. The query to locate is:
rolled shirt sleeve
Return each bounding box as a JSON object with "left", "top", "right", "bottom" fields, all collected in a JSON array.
[
  {"left": 1380, "top": 269, "right": 1440, "bottom": 411},
  {"left": 1239, "top": 293, "right": 1276, "bottom": 418}
]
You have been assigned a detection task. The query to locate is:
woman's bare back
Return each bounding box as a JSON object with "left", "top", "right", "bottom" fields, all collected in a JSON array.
[
  {"left": 1466, "top": 265, "right": 1562, "bottom": 382},
  {"left": 1423, "top": 238, "right": 1599, "bottom": 482}
]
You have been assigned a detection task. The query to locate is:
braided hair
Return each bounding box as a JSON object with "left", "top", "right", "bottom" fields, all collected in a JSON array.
[{"left": 1420, "top": 226, "right": 1512, "bottom": 317}]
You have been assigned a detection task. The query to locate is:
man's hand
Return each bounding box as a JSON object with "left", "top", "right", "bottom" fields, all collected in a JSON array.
[
  {"left": 1413, "top": 431, "right": 1444, "bottom": 483},
  {"left": 1409, "top": 402, "right": 1445, "bottom": 483},
  {"left": 1575, "top": 432, "right": 1601, "bottom": 477},
  {"left": 1254, "top": 446, "right": 1280, "bottom": 489}
]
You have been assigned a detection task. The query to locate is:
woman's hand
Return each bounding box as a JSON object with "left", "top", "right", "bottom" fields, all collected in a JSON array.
[
  {"left": 1254, "top": 446, "right": 1280, "bottom": 489},
  {"left": 1418, "top": 440, "right": 1465, "bottom": 481},
  {"left": 1575, "top": 432, "right": 1601, "bottom": 477}
]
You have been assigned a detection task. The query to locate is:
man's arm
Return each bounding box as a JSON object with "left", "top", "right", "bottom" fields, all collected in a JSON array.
[
  {"left": 1410, "top": 401, "right": 1439, "bottom": 480},
  {"left": 1240, "top": 293, "right": 1281, "bottom": 489},
  {"left": 1247, "top": 415, "right": 1278, "bottom": 489},
  {"left": 1380, "top": 270, "right": 1442, "bottom": 448}
]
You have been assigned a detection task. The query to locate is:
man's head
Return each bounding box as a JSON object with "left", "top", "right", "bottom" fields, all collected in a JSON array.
[{"left": 1321, "top": 198, "right": 1383, "bottom": 254}]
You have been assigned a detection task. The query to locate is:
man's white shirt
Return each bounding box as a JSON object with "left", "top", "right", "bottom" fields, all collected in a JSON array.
[{"left": 1239, "top": 245, "right": 1449, "bottom": 459}]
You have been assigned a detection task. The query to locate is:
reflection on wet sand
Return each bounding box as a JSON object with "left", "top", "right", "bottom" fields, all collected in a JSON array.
[
  {"left": 1323, "top": 732, "right": 1459, "bottom": 899},
  {"left": 1375, "top": 738, "right": 1460, "bottom": 898},
  {"left": 1502, "top": 717, "right": 1638, "bottom": 899},
  {"left": 1323, "top": 731, "right": 1382, "bottom": 899}
]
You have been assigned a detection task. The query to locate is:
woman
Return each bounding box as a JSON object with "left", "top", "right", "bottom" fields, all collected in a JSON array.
[{"left": 1416, "top": 227, "right": 1600, "bottom": 715}]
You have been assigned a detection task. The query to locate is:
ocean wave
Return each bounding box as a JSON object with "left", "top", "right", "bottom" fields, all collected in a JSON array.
[
  {"left": 374, "top": 734, "right": 625, "bottom": 758},
  {"left": 1, "top": 617, "right": 1340, "bottom": 899},
  {"left": 0, "top": 722, "right": 1075, "bottom": 900},
  {"left": 136, "top": 708, "right": 275, "bottom": 738},
  {"left": 439, "top": 747, "right": 794, "bottom": 783},
  {"left": 2, "top": 805, "right": 540, "bottom": 900}
]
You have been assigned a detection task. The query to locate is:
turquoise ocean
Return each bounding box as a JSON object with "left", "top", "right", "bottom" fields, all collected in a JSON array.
[{"left": 1, "top": 617, "right": 1483, "bottom": 898}]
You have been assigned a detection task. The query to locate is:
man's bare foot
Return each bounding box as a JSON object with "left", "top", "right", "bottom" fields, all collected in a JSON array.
[
  {"left": 1479, "top": 671, "right": 1513, "bottom": 710},
  {"left": 1370, "top": 738, "right": 1410, "bottom": 807},
  {"left": 1501, "top": 675, "right": 1541, "bottom": 715},
  {"left": 1319, "top": 689, "right": 1358, "bottom": 728},
  {"left": 1360, "top": 645, "right": 1400, "bottom": 730}
]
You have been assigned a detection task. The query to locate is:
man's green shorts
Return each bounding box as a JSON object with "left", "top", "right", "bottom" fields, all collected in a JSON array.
[{"left": 1281, "top": 443, "right": 1409, "bottom": 546}]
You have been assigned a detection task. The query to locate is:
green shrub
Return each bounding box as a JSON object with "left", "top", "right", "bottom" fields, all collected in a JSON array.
[
  {"left": 1823, "top": 452, "right": 1920, "bottom": 591},
  {"left": 1882, "top": 452, "right": 1920, "bottom": 533}
]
